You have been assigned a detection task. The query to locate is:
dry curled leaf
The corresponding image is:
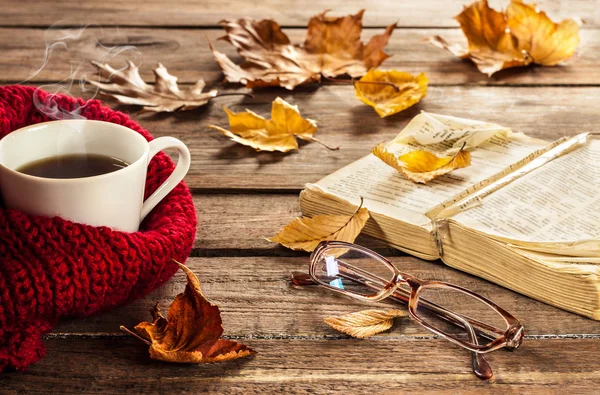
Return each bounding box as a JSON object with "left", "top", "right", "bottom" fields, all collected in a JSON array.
[
  {"left": 90, "top": 61, "right": 218, "bottom": 112},
  {"left": 123, "top": 262, "right": 254, "bottom": 363},
  {"left": 373, "top": 143, "right": 471, "bottom": 184},
  {"left": 211, "top": 10, "right": 396, "bottom": 89},
  {"left": 355, "top": 69, "right": 428, "bottom": 118},
  {"left": 208, "top": 97, "right": 336, "bottom": 152},
  {"left": 268, "top": 198, "right": 370, "bottom": 252},
  {"left": 429, "top": 0, "right": 580, "bottom": 76},
  {"left": 324, "top": 309, "right": 407, "bottom": 338}
]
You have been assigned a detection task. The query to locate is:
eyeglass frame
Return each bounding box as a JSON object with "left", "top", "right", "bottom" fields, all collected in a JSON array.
[{"left": 302, "top": 241, "right": 524, "bottom": 354}]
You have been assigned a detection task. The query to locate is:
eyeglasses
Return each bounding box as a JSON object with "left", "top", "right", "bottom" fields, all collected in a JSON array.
[{"left": 291, "top": 241, "right": 524, "bottom": 380}]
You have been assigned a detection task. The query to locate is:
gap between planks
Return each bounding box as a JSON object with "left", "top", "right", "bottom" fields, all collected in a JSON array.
[{"left": 43, "top": 332, "right": 600, "bottom": 341}]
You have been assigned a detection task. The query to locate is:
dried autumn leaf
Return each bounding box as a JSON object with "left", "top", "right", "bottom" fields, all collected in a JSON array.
[
  {"left": 324, "top": 309, "right": 407, "bottom": 338},
  {"left": 429, "top": 0, "right": 580, "bottom": 76},
  {"left": 211, "top": 10, "right": 396, "bottom": 89},
  {"left": 127, "top": 262, "right": 254, "bottom": 363},
  {"left": 268, "top": 198, "right": 370, "bottom": 252},
  {"left": 208, "top": 97, "right": 336, "bottom": 152},
  {"left": 355, "top": 69, "right": 428, "bottom": 118},
  {"left": 372, "top": 143, "right": 471, "bottom": 184},
  {"left": 90, "top": 61, "right": 218, "bottom": 112}
]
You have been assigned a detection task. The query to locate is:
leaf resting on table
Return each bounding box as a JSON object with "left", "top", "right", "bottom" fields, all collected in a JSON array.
[
  {"left": 429, "top": 0, "right": 580, "bottom": 76},
  {"left": 354, "top": 69, "right": 428, "bottom": 118},
  {"left": 268, "top": 199, "right": 370, "bottom": 252},
  {"left": 130, "top": 262, "right": 254, "bottom": 363},
  {"left": 211, "top": 10, "right": 396, "bottom": 89},
  {"left": 372, "top": 143, "right": 471, "bottom": 184},
  {"left": 208, "top": 97, "right": 336, "bottom": 152},
  {"left": 90, "top": 61, "right": 218, "bottom": 112},
  {"left": 324, "top": 309, "right": 407, "bottom": 338}
]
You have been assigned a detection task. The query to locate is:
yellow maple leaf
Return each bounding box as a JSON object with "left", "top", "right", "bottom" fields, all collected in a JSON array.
[
  {"left": 372, "top": 143, "right": 471, "bottom": 184},
  {"left": 208, "top": 97, "right": 336, "bottom": 152},
  {"left": 354, "top": 69, "right": 428, "bottom": 118},
  {"left": 429, "top": 0, "right": 580, "bottom": 76},
  {"left": 267, "top": 199, "right": 370, "bottom": 252}
]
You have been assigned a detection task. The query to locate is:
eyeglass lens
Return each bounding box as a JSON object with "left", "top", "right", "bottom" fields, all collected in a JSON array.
[{"left": 312, "top": 246, "right": 396, "bottom": 297}]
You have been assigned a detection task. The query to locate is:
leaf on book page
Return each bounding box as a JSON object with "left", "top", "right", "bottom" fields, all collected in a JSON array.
[
  {"left": 428, "top": 0, "right": 580, "bottom": 76},
  {"left": 122, "top": 262, "right": 255, "bottom": 364},
  {"left": 90, "top": 61, "right": 218, "bottom": 113},
  {"left": 208, "top": 97, "right": 337, "bottom": 152},
  {"left": 372, "top": 143, "right": 471, "bottom": 184},
  {"left": 211, "top": 10, "right": 396, "bottom": 89},
  {"left": 324, "top": 309, "right": 407, "bottom": 338},
  {"left": 267, "top": 198, "right": 370, "bottom": 252},
  {"left": 354, "top": 69, "right": 428, "bottom": 118}
]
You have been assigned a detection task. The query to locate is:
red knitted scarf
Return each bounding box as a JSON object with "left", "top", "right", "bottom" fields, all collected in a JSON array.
[{"left": 0, "top": 86, "right": 197, "bottom": 372}]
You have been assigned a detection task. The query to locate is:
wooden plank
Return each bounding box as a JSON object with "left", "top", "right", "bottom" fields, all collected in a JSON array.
[
  {"left": 2, "top": 27, "right": 598, "bottom": 86},
  {"left": 192, "top": 193, "right": 394, "bottom": 253},
  {"left": 3, "top": 337, "right": 600, "bottom": 394},
  {"left": 0, "top": 0, "right": 596, "bottom": 28},
  {"left": 54, "top": 256, "right": 600, "bottom": 336},
  {"left": 121, "top": 85, "right": 598, "bottom": 190},
  {"left": 193, "top": 193, "right": 301, "bottom": 251}
]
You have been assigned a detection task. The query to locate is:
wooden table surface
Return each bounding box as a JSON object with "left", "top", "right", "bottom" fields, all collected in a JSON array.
[{"left": 1, "top": 0, "right": 599, "bottom": 393}]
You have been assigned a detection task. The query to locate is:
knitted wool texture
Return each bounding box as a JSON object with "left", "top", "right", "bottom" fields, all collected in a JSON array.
[{"left": 0, "top": 86, "right": 197, "bottom": 372}]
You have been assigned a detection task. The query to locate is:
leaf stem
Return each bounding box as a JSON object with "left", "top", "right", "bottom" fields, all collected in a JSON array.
[
  {"left": 323, "top": 76, "right": 399, "bottom": 92},
  {"left": 214, "top": 92, "right": 255, "bottom": 99},
  {"left": 308, "top": 136, "right": 340, "bottom": 151},
  {"left": 120, "top": 325, "right": 151, "bottom": 345}
]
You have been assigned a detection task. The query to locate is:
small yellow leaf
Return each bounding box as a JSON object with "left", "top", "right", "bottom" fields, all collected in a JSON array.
[
  {"left": 354, "top": 69, "right": 428, "bottom": 118},
  {"left": 267, "top": 199, "right": 370, "bottom": 252},
  {"left": 429, "top": 0, "right": 580, "bottom": 76},
  {"left": 372, "top": 143, "right": 471, "bottom": 184},
  {"left": 208, "top": 97, "right": 336, "bottom": 152},
  {"left": 324, "top": 309, "right": 407, "bottom": 338}
]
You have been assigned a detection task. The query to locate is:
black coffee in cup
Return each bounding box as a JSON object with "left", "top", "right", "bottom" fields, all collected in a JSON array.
[{"left": 17, "top": 153, "right": 129, "bottom": 179}]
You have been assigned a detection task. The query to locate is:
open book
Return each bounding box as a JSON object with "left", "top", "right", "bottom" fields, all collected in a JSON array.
[{"left": 300, "top": 112, "right": 600, "bottom": 319}]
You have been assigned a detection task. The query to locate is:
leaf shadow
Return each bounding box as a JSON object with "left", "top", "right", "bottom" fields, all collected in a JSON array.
[{"left": 213, "top": 142, "right": 293, "bottom": 167}]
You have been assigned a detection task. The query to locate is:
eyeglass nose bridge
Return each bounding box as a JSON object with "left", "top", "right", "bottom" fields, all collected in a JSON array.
[{"left": 370, "top": 272, "right": 420, "bottom": 302}]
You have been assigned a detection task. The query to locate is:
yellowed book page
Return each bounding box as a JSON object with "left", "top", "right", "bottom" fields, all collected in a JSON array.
[
  {"left": 310, "top": 112, "right": 550, "bottom": 227},
  {"left": 449, "top": 138, "right": 600, "bottom": 256}
]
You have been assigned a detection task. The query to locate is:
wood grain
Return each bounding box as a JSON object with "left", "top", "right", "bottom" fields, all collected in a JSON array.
[
  {"left": 131, "top": 85, "right": 599, "bottom": 190},
  {"left": 1, "top": 27, "right": 598, "bottom": 86},
  {"left": 0, "top": 0, "right": 595, "bottom": 28},
  {"left": 2, "top": 337, "right": 599, "bottom": 394},
  {"left": 54, "top": 256, "right": 600, "bottom": 336},
  {"left": 3, "top": 0, "right": 600, "bottom": 392}
]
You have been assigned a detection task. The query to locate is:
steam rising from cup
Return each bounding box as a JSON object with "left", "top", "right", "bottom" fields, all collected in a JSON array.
[{"left": 21, "top": 23, "right": 142, "bottom": 119}]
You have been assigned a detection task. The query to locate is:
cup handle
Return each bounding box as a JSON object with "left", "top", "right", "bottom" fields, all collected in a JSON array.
[{"left": 140, "top": 136, "right": 191, "bottom": 221}]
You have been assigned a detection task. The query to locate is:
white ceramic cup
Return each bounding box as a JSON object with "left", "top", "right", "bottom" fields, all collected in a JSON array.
[{"left": 0, "top": 120, "right": 191, "bottom": 232}]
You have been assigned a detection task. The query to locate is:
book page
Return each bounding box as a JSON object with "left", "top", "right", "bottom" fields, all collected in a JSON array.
[
  {"left": 310, "top": 112, "right": 551, "bottom": 227},
  {"left": 449, "top": 138, "right": 600, "bottom": 256}
]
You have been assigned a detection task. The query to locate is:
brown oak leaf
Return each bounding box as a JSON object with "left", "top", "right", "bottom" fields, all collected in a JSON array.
[
  {"left": 211, "top": 10, "right": 396, "bottom": 89},
  {"left": 124, "top": 262, "right": 254, "bottom": 363}
]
